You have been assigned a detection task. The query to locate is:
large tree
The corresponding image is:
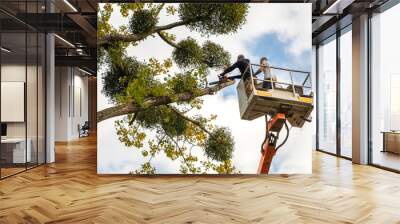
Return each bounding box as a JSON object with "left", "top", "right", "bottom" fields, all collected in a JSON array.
[{"left": 98, "top": 3, "right": 249, "bottom": 174}]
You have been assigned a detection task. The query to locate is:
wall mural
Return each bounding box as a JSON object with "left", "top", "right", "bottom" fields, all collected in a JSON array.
[{"left": 97, "top": 3, "right": 313, "bottom": 174}]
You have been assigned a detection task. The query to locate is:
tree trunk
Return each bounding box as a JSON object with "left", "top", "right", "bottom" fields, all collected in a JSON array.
[{"left": 97, "top": 80, "right": 235, "bottom": 123}]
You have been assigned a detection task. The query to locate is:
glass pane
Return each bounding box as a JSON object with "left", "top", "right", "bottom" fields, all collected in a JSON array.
[
  {"left": 311, "top": 46, "right": 317, "bottom": 150},
  {"left": 1, "top": 31, "right": 27, "bottom": 177},
  {"left": 340, "top": 28, "right": 352, "bottom": 158},
  {"left": 318, "top": 36, "right": 337, "bottom": 154},
  {"left": 38, "top": 32, "right": 45, "bottom": 165},
  {"left": 27, "top": 31, "right": 38, "bottom": 169},
  {"left": 371, "top": 4, "right": 400, "bottom": 171},
  {"left": 0, "top": 0, "right": 46, "bottom": 178}
]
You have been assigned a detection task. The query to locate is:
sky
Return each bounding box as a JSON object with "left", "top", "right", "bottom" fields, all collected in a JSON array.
[{"left": 97, "top": 3, "right": 312, "bottom": 174}]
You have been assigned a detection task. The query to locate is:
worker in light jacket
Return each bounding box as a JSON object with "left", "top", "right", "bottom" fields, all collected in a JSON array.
[{"left": 254, "top": 57, "right": 275, "bottom": 90}]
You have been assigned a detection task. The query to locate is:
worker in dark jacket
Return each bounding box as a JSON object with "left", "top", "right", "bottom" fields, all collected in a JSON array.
[{"left": 218, "top": 54, "right": 253, "bottom": 81}]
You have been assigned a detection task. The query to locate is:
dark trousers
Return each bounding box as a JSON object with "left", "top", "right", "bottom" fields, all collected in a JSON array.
[{"left": 262, "top": 80, "right": 272, "bottom": 89}]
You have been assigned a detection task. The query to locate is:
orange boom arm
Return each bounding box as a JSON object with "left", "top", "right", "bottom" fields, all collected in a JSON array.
[{"left": 257, "top": 113, "right": 287, "bottom": 174}]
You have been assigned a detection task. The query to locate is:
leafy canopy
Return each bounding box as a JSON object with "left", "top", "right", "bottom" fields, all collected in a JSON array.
[
  {"left": 179, "top": 3, "right": 248, "bottom": 36},
  {"left": 98, "top": 3, "right": 249, "bottom": 174},
  {"left": 129, "top": 9, "right": 158, "bottom": 34}
]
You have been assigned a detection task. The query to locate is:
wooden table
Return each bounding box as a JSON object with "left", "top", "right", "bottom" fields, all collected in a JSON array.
[{"left": 1, "top": 138, "right": 31, "bottom": 164}]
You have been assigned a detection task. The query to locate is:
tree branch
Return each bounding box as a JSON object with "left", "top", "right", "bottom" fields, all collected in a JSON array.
[
  {"left": 157, "top": 31, "right": 214, "bottom": 67},
  {"left": 99, "top": 33, "right": 143, "bottom": 46},
  {"left": 165, "top": 133, "right": 193, "bottom": 172},
  {"left": 166, "top": 105, "right": 212, "bottom": 136},
  {"left": 147, "top": 134, "right": 166, "bottom": 163},
  {"left": 128, "top": 113, "right": 137, "bottom": 126},
  {"left": 97, "top": 80, "right": 235, "bottom": 123},
  {"left": 155, "top": 3, "right": 165, "bottom": 16},
  {"left": 157, "top": 31, "right": 179, "bottom": 48},
  {"left": 155, "top": 19, "right": 195, "bottom": 32},
  {"left": 98, "top": 19, "right": 195, "bottom": 46}
]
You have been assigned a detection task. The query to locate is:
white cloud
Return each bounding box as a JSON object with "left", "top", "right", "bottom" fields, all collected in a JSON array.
[
  {"left": 98, "top": 89, "right": 312, "bottom": 174},
  {"left": 98, "top": 3, "right": 312, "bottom": 174},
  {"left": 194, "top": 91, "right": 311, "bottom": 174},
  {"left": 104, "top": 3, "right": 311, "bottom": 63}
]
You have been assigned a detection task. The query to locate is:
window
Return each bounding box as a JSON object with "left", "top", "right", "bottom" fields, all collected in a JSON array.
[
  {"left": 0, "top": 1, "right": 46, "bottom": 179},
  {"left": 370, "top": 3, "right": 400, "bottom": 171},
  {"left": 339, "top": 27, "right": 352, "bottom": 158},
  {"left": 317, "top": 35, "right": 337, "bottom": 154}
]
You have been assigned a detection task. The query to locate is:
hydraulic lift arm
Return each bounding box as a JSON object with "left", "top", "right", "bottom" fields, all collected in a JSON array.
[{"left": 257, "top": 113, "right": 289, "bottom": 174}]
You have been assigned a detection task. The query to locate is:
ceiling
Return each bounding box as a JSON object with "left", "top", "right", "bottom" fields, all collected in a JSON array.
[
  {"left": 97, "top": 0, "right": 392, "bottom": 44},
  {"left": 0, "top": 0, "right": 98, "bottom": 74},
  {"left": 1, "top": 0, "right": 396, "bottom": 73},
  {"left": 309, "top": 0, "right": 391, "bottom": 43}
]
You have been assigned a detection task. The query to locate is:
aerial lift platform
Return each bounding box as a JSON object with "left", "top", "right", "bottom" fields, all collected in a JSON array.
[{"left": 211, "top": 64, "right": 314, "bottom": 174}]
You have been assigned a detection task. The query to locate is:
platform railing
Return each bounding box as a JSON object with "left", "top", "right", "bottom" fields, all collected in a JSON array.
[{"left": 247, "top": 63, "right": 312, "bottom": 97}]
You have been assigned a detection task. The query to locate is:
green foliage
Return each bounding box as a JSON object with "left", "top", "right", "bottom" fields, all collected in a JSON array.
[
  {"left": 214, "top": 160, "right": 238, "bottom": 174},
  {"left": 103, "top": 56, "right": 172, "bottom": 105},
  {"left": 133, "top": 162, "right": 156, "bottom": 174},
  {"left": 115, "top": 118, "right": 146, "bottom": 148},
  {"left": 99, "top": 3, "right": 249, "bottom": 174},
  {"left": 161, "top": 112, "right": 187, "bottom": 137},
  {"left": 98, "top": 4, "right": 132, "bottom": 69},
  {"left": 172, "top": 37, "right": 202, "bottom": 68},
  {"left": 129, "top": 9, "right": 158, "bottom": 34},
  {"left": 98, "top": 3, "right": 113, "bottom": 38},
  {"left": 98, "top": 35, "right": 130, "bottom": 69},
  {"left": 115, "top": 109, "right": 238, "bottom": 174},
  {"left": 124, "top": 66, "right": 167, "bottom": 105},
  {"left": 102, "top": 56, "right": 143, "bottom": 103},
  {"left": 134, "top": 107, "right": 162, "bottom": 129},
  {"left": 135, "top": 106, "right": 187, "bottom": 137},
  {"left": 166, "top": 5, "right": 177, "bottom": 15},
  {"left": 201, "top": 159, "right": 239, "bottom": 174},
  {"left": 202, "top": 41, "right": 231, "bottom": 68},
  {"left": 204, "top": 127, "right": 235, "bottom": 161},
  {"left": 168, "top": 72, "right": 198, "bottom": 94},
  {"left": 172, "top": 38, "right": 230, "bottom": 69},
  {"left": 148, "top": 58, "right": 172, "bottom": 75},
  {"left": 119, "top": 3, "right": 145, "bottom": 17},
  {"left": 178, "top": 3, "right": 248, "bottom": 36},
  {"left": 97, "top": 3, "right": 113, "bottom": 65}
]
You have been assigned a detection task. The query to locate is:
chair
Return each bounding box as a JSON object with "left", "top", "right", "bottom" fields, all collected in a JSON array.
[{"left": 79, "top": 121, "right": 90, "bottom": 138}]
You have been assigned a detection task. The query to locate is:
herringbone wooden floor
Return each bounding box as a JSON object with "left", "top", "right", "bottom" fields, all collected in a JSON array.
[{"left": 1, "top": 135, "right": 400, "bottom": 224}]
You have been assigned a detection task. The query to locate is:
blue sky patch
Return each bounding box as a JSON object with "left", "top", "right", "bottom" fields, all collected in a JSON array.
[{"left": 219, "top": 32, "right": 311, "bottom": 98}]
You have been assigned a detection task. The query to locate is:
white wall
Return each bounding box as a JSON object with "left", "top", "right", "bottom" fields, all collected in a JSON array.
[
  {"left": 55, "top": 67, "right": 89, "bottom": 141},
  {"left": 1, "top": 63, "right": 46, "bottom": 164},
  {"left": 1, "top": 65, "right": 28, "bottom": 138},
  {"left": 55, "top": 66, "right": 69, "bottom": 141},
  {"left": 72, "top": 72, "right": 89, "bottom": 138},
  {"left": 1, "top": 82, "right": 25, "bottom": 122},
  {"left": 1, "top": 65, "right": 26, "bottom": 127}
]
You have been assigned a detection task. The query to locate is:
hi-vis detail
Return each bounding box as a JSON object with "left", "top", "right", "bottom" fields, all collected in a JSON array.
[
  {"left": 237, "top": 64, "right": 314, "bottom": 174},
  {"left": 237, "top": 64, "right": 313, "bottom": 128}
]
